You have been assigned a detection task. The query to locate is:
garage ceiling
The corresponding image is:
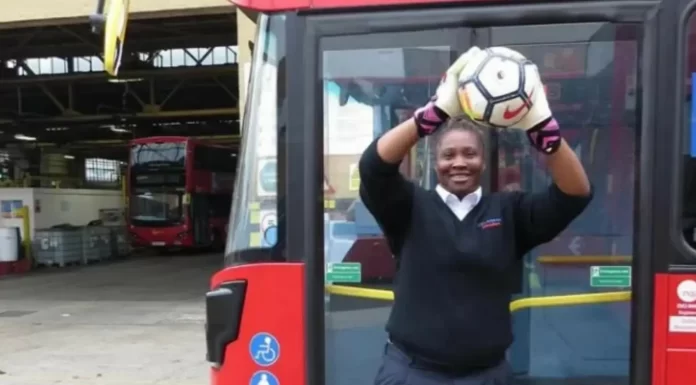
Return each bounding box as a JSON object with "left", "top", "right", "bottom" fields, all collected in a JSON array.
[{"left": 0, "top": 13, "right": 240, "bottom": 159}]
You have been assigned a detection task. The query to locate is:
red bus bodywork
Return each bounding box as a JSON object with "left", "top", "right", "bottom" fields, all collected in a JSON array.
[
  {"left": 232, "top": 0, "right": 486, "bottom": 11},
  {"left": 127, "top": 136, "right": 235, "bottom": 249},
  {"left": 203, "top": 1, "right": 696, "bottom": 385}
]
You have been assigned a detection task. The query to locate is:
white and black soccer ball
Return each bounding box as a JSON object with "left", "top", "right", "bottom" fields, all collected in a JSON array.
[{"left": 457, "top": 47, "right": 540, "bottom": 128}]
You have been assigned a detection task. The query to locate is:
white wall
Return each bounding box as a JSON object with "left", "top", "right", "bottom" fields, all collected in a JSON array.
[
  {"left": 33, "top": 189, "right": 123, "bottom": 230},
  {"left": 0, "top": 188, "right": 124, "bottom": 242}
]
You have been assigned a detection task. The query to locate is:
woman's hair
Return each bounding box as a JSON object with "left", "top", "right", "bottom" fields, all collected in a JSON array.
[{"left": 431, "top": 116, "right": 486, "bottom": 155}]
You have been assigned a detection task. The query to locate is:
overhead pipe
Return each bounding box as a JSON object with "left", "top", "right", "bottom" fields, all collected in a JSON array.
[
  {"left": 78, "top": 134, "right": 241, "bottom": 144},
  {"left": 89, "top": 0, "right": 107, "bottom": 34},
  {"left": 0, "top": 108, "right": 238, "bottom": 124},
  {"left": 8, "top": 134, "right": 241, "bottom": 148}
]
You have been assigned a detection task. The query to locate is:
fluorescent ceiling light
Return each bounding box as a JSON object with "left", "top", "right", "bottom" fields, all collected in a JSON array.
[
  {"left": 108, "top": 77, "right": 144, "bottom": 84},
  {"left": 14, "top": 134, "right": 36, "bottom": 141},
  {"left": 109, "top": 126, "right": 130, "bottom": 133}
]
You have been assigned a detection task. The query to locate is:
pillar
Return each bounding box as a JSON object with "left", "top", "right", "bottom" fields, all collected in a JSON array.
[{"left": 236, "top": 7, "right": 259, "bottom": 129}]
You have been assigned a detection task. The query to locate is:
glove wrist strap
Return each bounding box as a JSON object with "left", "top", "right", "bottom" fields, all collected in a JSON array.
[
  {"left": 526, "top": 117, "right": 562, "bottom": 155},
  {"left": 413, "top": 102, "right": 449, "bottom": 137}
]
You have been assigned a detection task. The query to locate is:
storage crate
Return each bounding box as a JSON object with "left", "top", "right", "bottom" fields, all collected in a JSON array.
[
  {"left": 81, "top": 226, "right": 112, "bottom": 262},
  {"left": 33, "top": 228, "right": 83, "bottom": 267},
  {"left": 109, "top": 226, "right": 130, "bottom": 258}
]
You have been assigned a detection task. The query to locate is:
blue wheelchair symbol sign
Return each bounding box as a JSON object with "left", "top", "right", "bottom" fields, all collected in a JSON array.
[
  {"left": 250, "top": 370, "right": 279, "bottom": 385},
  {"left": 249, "top": 332, "right": 280, "bottom": 366}
]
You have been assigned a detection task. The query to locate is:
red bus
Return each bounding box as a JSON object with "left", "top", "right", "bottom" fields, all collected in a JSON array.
[
  {"left": 127, "top": 136, "right": 235, "bottom": 250},
  {"left": 198, "top": 0, "right": 696, "bottom": 385}
]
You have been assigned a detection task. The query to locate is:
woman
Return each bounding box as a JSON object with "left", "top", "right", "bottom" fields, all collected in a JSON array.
[{"left": 359, "top": 47, "right": 592, "bottom": 385}]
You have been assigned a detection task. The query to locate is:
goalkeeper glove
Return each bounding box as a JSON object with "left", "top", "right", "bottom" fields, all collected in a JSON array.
[
  {"left": 413, "top": 46, "right": 482, "bottom": 137},
  {"left": 515, "top": 63, "right": 562, "bottom": 155}
]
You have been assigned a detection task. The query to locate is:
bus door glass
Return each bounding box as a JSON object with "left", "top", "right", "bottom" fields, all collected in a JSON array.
[
  {"left": 485, "top": 22, "right": 640, "bottom": 384},
  {"left": 224, "top": 14, "right": 285, "bottom": 263},
  {"left": 320, "top": 27, "right": 471, "bottom": 385},
  {"left": 680, "top": 12, "right": 696, "bottom": 252},
  {"left": 315, "top": 9, "right": 644, "bottom": 385}
]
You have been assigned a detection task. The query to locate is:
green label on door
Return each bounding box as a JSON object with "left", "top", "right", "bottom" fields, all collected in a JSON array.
[
  {"left": 590, "top": 266, "right": 632, "bottom": 288},
  {"left": 326, "top": 262, "right": 361, "bottom": 283}
]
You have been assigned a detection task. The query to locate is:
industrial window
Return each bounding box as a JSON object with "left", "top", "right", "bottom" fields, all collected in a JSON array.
[
  {"left": 85, "top": 158, "right": 121, "bottom": 183},
  {"left": 147, "top": 46, "right": 238, "bottom": 68},
  {"left": 0, "top": 151, "right": 10, "bottom": 181},
  {"left": 6, "top": 45, "right": 238, "bottom": 76}
]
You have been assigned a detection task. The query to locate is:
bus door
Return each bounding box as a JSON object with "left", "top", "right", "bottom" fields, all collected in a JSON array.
[
  {"left": 652, "top": 1, "right": 696, "bottom": 384},
  {"left": 487, "top": 23, "right": 641, "bottom": 381},
  {"left": 192, "top": 194, "right": 211, "bottom": 246},
  {"left": 313, "top": 5, "right": 657, "bottom": 385},
  {"left": 203, "top": 4, "right": 682, "bottom": 385}
]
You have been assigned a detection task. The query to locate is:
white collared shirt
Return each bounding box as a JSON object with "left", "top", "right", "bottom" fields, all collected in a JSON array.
[{"left": 435, "top": 185, "right": 482, "bottom": 221}]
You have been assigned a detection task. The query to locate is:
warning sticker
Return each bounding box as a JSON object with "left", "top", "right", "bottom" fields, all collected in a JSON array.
[{"left": 669, "top": 316, "right": 696, "bottom": 333}]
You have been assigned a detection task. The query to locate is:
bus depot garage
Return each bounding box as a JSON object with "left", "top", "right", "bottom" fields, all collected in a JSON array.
[{"left": 0, "top": 12, "right": 239, "bottom": 384}]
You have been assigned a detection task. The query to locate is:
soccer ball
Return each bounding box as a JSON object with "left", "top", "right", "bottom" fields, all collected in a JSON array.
[{"left": 457, "top": 47, "right": 540, "bottom": 128}]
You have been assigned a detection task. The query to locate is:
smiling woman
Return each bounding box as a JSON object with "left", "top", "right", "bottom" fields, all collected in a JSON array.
[
  {"left": 430, "top": 117, "right": 486, "bottom": 199},
  {"left": 358, "top": 46, "right": 593, "bottom": 385}
]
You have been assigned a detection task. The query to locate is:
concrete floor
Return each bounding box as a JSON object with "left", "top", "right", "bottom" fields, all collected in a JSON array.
[
  {"left": 0, "top": 252, "right": 632, "bottom": 385},
  {"left": 0, "top": 253, "right": 221, "bottom": 385},
  {"left": 0, "top": 252, "right": 394, "bottom": 385}
]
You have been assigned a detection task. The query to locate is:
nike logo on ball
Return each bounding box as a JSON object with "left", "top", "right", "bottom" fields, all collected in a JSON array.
[{"left": 503, "top": 90, "right": 534, "bottom": 120}]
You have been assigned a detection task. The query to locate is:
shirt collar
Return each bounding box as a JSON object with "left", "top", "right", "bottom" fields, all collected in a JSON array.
[{"left": 435, "top": 184, "right": 482, "bottom": 206}]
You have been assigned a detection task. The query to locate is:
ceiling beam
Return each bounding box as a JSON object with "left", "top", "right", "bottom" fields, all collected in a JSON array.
[
  {"left": 0, "top": 64, "right": 238, "bottom": 86},
  {"left": 0, "top": 34, "right": 236, "bottom": 60},
  {"left": 5, "top": 135, "right": 241, "bottom": 149},
  {"left": 0, "top": 108, "right": 238, "bottom": 126},
  {"left": 0, "top": 6, "right": 235, "bottom": 31}
]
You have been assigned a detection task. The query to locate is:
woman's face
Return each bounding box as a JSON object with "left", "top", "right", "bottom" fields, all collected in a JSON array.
[{"left": 435, "top": 129, "right": 485, "bottom": 198}]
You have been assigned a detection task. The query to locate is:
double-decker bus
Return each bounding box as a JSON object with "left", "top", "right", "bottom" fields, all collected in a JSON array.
[
  {"left": 127, "top": 136, "right": 236, "bottom": 250},
  {"left": 90, "top": 0, "right": 696, "bottom": 383}
]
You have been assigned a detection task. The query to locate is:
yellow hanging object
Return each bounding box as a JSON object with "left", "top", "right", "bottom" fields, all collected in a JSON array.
[{"left": 100, "top": 0, "right": 130, "bottom": 77}]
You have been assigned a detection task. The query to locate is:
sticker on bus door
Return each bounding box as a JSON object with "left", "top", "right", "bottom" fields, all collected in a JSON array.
[
  {"left": 670, "top": 279, "right": 696, "bottom": 333},
  {"left": 250, "top": 370, "right": 279, "bottom": 385},
  {"left": 259, "top": 210, "right": 277, "bottom": 247}
]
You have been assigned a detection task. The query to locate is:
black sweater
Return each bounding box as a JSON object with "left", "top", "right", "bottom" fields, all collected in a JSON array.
[{"left": 358, "top": 138, "right": 592, "bottom": 369}]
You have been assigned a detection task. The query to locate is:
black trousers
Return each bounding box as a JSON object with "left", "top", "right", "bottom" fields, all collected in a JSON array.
[{"left": 374, "top": 342, "right": 516, "bottom": 385}]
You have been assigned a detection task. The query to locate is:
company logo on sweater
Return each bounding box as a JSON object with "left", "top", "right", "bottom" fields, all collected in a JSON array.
[{"left": 478, "top": 218, "right": 502, "bottom": 230}]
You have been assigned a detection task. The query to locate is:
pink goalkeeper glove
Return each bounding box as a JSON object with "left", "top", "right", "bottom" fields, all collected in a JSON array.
[{"left": 413, "top": 47, "right": 482, "bottom": 137}]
